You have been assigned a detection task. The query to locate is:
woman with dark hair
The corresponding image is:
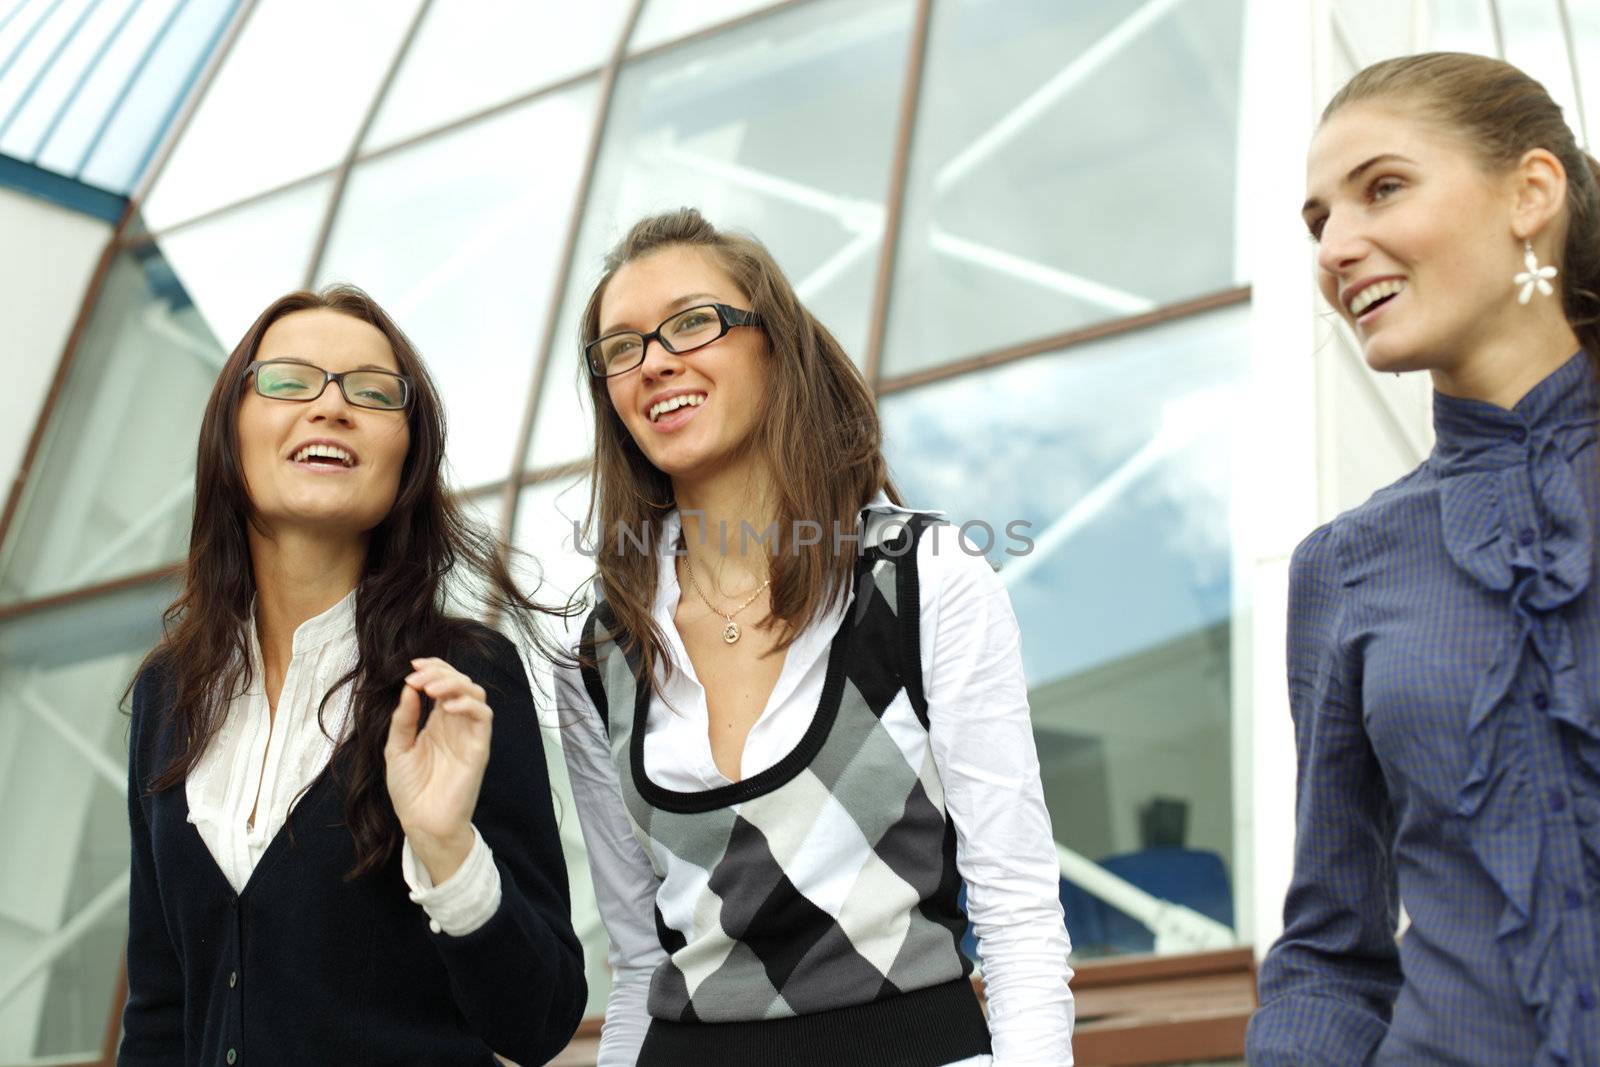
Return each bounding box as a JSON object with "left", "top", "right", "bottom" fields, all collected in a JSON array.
[
  {"left": 555, "top": 209, "right": 1074, "bottom": 1066},
  {"left": 118, "top": 286, "right": 585, "bottom": 1065},
  {"left": 1250, "top": 53, "right": 1600, "bottom": 1065}
]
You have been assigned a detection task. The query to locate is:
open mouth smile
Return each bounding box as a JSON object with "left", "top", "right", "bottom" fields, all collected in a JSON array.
[
  {"left": 1345, "top": 277, "right": 1406, "bottom": 321},
  {"left": 648, "top": 392, "right": 707, "bottom": 426},
  {"left": 289, "top": 441, "right": 358, "bottom": 469}
]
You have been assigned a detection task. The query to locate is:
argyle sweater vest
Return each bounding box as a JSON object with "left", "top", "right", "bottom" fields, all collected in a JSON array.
[{"left": 579, "top": 514, "right": 992, "bottom": 1066}]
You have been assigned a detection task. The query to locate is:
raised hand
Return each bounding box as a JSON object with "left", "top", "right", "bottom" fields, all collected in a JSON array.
[{"left": 384, "top": 657, "right": 492, "bottom": 884}]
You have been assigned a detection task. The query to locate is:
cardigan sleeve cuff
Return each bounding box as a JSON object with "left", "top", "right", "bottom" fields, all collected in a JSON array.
[{"left": 401, "top": 824, "right": 503, "bottom": 936}]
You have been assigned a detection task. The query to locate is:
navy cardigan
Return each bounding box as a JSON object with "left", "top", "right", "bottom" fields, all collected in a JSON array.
[{"left": 118, "top": 623, "right": 586, "bottom": 1066}]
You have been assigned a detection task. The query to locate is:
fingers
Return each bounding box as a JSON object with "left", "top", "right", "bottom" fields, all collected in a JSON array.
[
  {"left": 405, "top": 658, "right": 491, "bottom": 724},
  {"left": 385, "top": 682, "right": 422, "bottom": 757}
]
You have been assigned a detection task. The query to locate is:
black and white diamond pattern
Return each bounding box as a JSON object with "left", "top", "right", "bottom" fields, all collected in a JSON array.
[{"left": 581, "top": 514, "right": 973, "bottom": 1024}]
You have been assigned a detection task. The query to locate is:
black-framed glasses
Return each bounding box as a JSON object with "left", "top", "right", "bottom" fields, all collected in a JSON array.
[
  {"left": 585, "top": 303, "right": 762, "bottom": 377},
  {"left": 243, "top": 359, "right": 412, "bottom": 411}
]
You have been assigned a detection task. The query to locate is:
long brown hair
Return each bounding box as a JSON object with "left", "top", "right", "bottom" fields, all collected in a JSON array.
[
  {"left": 137, "top": 285, "right": 559, "bottom": 878},
  {"left": 1324, "top": 51, "right": 1600, "bottom": 356},
  {"left": 578, "top": 208, "right": 898, "bottom": 686}
]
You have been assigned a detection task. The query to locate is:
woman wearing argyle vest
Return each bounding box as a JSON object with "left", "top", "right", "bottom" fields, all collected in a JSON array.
[{"left": 555, "top": 208, "right": 1074, "bottom": 1066}]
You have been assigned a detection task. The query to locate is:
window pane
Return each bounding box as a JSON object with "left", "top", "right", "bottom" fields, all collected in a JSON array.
[
  {"left": 526, "top": 0, "right": 913, "bottom": 469},
  {"left": 880, "top": 304, "right": 1249, "bottom": 956},
  {"left": 0, "top": 0, "right": 131, "bottom": 161},
  {"left": 0, "top": 247, "right": 219, "bottom": 605},
  {"left": 882, "top": 0, "right": 1245, "bottom": 378},
  {"left": 1574, "top": 1, "right": 1600, "bottom": 149},
  {"left": 78, "top": 0, "right": 238, "bottom": 194},
  {"left": 0, "top": 580, "right": 172, "bottom": 1060},
  {"left": 157, "top": 175, "right": 333, "bottom": 352},
  {"left": 2, "top": 0, "right": 238, "bottom": 195},
  {"left": 318, "top": 82, "right": 600, "bottom": 488},
  {"left": 513, "top": 476, "right": 595, "bottom": 616},
  {"left": 629, "top": 0, "right": 779, "bottom": 53},
  {"left": 140, "top": 0, "right": 421, "bottom": 230},
  {"left": 0, "top": 0, "right": 48, "bottom": 67},
  {"left": 0, "top": 0, "right": 95, "bottom": 128},
  {"left": 1333, "top": 0, "right": 1418, "bottom": 65},
  {"left": 33, "top": 0, "right": 187, "bottom": 178},
  {"left": 511, "top": 476, "right": 607, "bottom": 1020},
  {"left": 1498, "top": 0, "right": 1583, "bottom": 143},
  {"left": 364, "top": 0, "right": 627, "bottom": 151},
  {"left": 1427, "top": 0, "right": 1498, "bottom": 55}
]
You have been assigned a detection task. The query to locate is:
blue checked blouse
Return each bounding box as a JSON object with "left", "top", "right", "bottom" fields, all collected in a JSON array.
[{"left": 1248, "top": 352, "right": 1600, "bottom": 1066}]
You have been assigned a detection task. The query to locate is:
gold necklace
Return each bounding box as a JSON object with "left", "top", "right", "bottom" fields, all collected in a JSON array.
[{"left": 681, "top": 552, "right": 769, "bottom": 645}]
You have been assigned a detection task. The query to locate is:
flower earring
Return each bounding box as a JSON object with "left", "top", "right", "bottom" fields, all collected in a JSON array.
[{"left": 1515, "top": 239, "right": 1558, "bottom": 304}]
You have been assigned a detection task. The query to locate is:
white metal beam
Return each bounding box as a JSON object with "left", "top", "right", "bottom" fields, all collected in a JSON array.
[
  {"left": 929, "top": 228, "right": 1155, "bottom": 314},
  {"left": 66, "top": 474, "right": 190, "bottom": 589},
  {"left": 20, "top": 685, "right": 125, "bottom": 793},
  {"left": 0, "top": 868, "right": 130, "bottom": 1011},
  {"left": 1056, "top": 844, "right": 1235, "bottom": 954},
  {"left": 1000, "top": 410, "right": 1208, "bottom": 591}
]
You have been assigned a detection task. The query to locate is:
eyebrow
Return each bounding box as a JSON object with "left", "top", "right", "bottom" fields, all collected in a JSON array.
[
  {"left": 270, "top": 357, "right": 399, "bottom": 374},
  {"left": 1301, "top": 153, "right": 1417, "bottom": 215},
  {"left": 600, "top": 292, "right": 723, "bottom": 336}
]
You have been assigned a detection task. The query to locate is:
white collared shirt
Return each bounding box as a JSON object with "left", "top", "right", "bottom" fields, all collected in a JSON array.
[
  {"left": 558, "top": 500, "right": 1075, "bottom": 1066},
  {"left": 185, "top": 590, "right": 500, "bottom": 933}
]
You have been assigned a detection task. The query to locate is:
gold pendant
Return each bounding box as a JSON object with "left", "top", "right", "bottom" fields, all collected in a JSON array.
[{"left": 722, "top": 621, "right": 740, "bottom": 644}]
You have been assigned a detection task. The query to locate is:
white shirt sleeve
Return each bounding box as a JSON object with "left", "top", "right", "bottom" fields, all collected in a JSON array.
[
  {"left": 400, "top": 825, "right": 502, "bottom": 936},
  {"left": 555, "top": 660, "right": 668, "bottom": 1067},
  {"left": 917, "top": 525, "right": 1076, "bottom": 1066}
]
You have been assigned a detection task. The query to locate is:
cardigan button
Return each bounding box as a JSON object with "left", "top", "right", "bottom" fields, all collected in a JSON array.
[
  {"left": 1566, "top": 888, "right": 1583, "bottom": 910},
  {"left": 1518, "top": 528, "right": 1536, "bottom": 547},
  {"left": 1580, "top": 986, "right": 1596, "bottom": 1011},
  {"left": 1551, "top": 789, "right": 1569, "bottom": 814},
  {"left": 228, "top": 971, "right": 237, "bottom": 988},
  {"left": 1512, "top": 428, "right": 1528, "bottom": 444},
  {"left": 226, "top": 1050, "right": 238, "bottom": 1065},
  {"left": 1533, "top": 691, "right": 1551, "bottom": 711}
]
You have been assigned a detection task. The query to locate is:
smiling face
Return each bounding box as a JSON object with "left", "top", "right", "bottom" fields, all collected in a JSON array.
[
  {"left": 599, "top": 244, "right": 770, "bottom": 485},
  {"left": 1303, "top": 102, "right": 1528, "bottom": 375},
  {"left": 236, "top": 308, "right": 411, "bottom": 541}
]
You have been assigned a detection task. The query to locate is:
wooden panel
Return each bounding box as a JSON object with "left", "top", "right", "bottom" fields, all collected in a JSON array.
[{"left": 1069, "top": 947, "right": 1258, "bottom": 1066}]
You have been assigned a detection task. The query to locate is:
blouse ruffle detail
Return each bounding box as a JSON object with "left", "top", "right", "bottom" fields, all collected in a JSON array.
[{"left": 1434, "top": 352, "right": 1600, "bottom": 1065}]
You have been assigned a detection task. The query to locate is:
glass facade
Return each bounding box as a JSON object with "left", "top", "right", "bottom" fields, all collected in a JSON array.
[
  {"left": 883, "top": 0, "right": 1243, "bottom": 377},
  {"left": 0, "top": 579, "right": 172, "bottom": 1063},
  {"left": 6, "top": 0, "right": 1600, "bottom": 1059}
]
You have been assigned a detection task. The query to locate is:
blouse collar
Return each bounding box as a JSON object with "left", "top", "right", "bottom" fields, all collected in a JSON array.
[
  {"left": 1431, "top": 350, "right": 1597, "bottom": 474},
  {"left": 287, "top": 588, "right": 359, "bottom": 656},
  {"left": 244, "top": 588, "right": 359, "bottom": 686}
]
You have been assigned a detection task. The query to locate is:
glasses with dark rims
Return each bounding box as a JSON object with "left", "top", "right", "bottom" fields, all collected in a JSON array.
[
  {"left": 585, "top": 303, "right": 762, "bottom": 378},
  {"left": 242, "top": 359, "right": 412, "bottom": 411}
]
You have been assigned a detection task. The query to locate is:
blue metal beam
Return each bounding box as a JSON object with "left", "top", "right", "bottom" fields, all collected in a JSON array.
[{"left": 0, "top": 149, "right": 125, "bottom": 219}]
